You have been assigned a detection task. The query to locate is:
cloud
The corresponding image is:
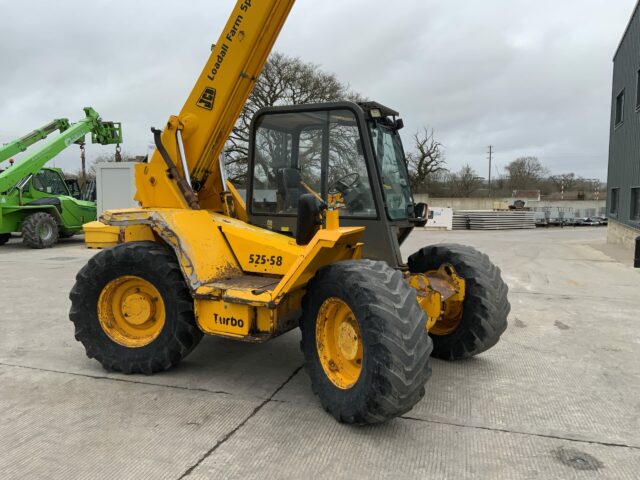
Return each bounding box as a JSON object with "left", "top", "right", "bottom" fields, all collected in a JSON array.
[{"left": 1, "top": 0, "right": 636, "bottom": 180}]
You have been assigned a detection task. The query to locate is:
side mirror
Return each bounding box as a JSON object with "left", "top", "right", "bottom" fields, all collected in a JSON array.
[
  {"left": 413, "top": 202, "right": 428, "bottom": 228},
  {"left": 395, "top": 118, "right": 404, "bottom": 130},
  {"left": 296, "top": 194, "right": 326, "bottom": 245}
]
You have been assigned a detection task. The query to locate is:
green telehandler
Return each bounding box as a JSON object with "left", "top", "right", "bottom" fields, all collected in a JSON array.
[{"left": 0, "top": 107, "right": 122, "bottom": 248}]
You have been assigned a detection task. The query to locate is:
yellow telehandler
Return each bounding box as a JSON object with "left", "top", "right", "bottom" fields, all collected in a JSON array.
[{"left": 70, "top": 0, "right": 509, "bottom": 424}]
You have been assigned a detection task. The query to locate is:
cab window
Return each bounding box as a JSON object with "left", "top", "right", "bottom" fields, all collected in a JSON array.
[
  {"left": 251, "top": 109, "right": 376, "bottom": 218},
  {"left": 33, "top": 170, "right": 69, "bottom": 196}
]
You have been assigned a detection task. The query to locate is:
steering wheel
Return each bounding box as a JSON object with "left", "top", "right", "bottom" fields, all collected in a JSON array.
[{"left": 328, "top": 172, "right": 360, "bottom": 194}]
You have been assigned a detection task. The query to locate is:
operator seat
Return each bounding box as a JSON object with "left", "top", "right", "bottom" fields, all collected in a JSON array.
[{"left": 276, "top": 167, "right": 302, "bottom": 212}]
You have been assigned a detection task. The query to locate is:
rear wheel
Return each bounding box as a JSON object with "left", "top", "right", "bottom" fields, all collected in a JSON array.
[
  {"left": 300, "top": 259, "right": 432, "bottom": 424},
  {"left": 22, "top": 212, "right": 59, "bottom": 248},
  {"left": 408, "top": 244, "right": 509, "bottom": 360},
  {"left": 0, "top": 233, "right": 10, "bottom": 245},
  {"left": 69, "top": 241, "right": 203, "bottom": 374}
]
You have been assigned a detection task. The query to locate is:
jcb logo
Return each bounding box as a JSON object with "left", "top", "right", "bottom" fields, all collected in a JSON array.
[{"left": 197, "top": 87, "right": 216, "bottom": 110}]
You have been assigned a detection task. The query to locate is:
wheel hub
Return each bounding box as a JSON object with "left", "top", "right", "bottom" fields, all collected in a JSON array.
[
  {"left": 337, "top": 320, "right": 359, "bottom": 360},
  {"left": 98, "top": 276, "right": 165, "bottom": 348},
  {"left": 316, "top": 297, "right": 363, "bottom": 389},
  {"left": 38, "top": 224, "right": 53, "bottom": 241},
  {"left": 121, "top": 292, "right": 154, "bottom": 325}
]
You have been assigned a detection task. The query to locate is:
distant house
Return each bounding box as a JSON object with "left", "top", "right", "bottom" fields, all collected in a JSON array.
[{"left": 607, "top": 0, "right": 640, "bottom": 250}]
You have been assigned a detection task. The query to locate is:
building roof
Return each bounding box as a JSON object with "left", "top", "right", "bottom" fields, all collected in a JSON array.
[{"left": 614, "top": 0, "right": 640, "bottom": 60}]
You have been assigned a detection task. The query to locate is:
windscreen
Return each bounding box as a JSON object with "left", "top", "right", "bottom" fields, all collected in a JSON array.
[{"left": 369, "top": 124, "right": 413, "bottom": 220}]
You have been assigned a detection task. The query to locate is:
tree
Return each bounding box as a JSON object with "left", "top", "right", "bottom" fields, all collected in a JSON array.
[
  {"left": 549, "top": 173, "right": 576, "bottom": 193},
  {"left": 406, "top": 127, "right": 446, "bottom": 193},
  {"left": 225, "top": 52, "right": 362, "bottom": 186},
  {"left": 448, "top": 164, "right": 483, "bottom": 197},
  {"left": 504, "top": 156, "right": 549, "bottom": 191}
]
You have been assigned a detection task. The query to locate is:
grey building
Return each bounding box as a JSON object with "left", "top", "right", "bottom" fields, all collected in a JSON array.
[{"left": 607, "top": 0, "right": 640, "bottom": 249}]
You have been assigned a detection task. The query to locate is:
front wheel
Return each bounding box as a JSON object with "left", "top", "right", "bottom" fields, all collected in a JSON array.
[
  {"left": 0, "top": 233, "right": 10, "bottom": 245},
  {"left": 300, "top": 260, "right": 433, "bottom": 424},
  {"left": 69, "top": 241, "right": 203, "bottom": 374},
  {"left": 22, "top": 212, "right": 59, "bottom": 248},
  {"left": 408, "top": 244, "right": 510, "bottom": 360}
]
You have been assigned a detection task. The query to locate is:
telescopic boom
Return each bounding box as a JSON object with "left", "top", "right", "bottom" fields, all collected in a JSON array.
[
  {"left": 0, "top": 118, "right": 71, "bottom": 164},
  {"left": 134, "top": 0, "right": 296, "bottom": 211}
]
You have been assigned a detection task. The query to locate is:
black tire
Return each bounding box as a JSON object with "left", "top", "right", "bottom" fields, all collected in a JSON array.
[
  {"left": 0, "top": 233, "right": 10, "bottom": 245},
  {"left": 300, "top": 259, "right": 433, "bottom": 424},
  {"left": 408, "top": 244, "right": 509, "bottom": 360},
  {"left": 69, "top": 241, "right": 203, "bottom": 374},
  {"left": 22, "top": 212, "right": 59, "bottom": 248}
]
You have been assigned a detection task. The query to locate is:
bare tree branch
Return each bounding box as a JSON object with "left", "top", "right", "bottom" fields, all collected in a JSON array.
[
  {"left": 406, "top": 127, "right": 447, "bottom": 192},
  {"left": 447, "top": 164, "right": 483, "bottom": 197},
  {"left": 224, "top": 52, "right": 363, "bottom": 186}
]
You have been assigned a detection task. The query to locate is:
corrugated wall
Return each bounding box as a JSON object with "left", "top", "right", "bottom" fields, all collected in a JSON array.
[{"left": 607, "top": 1, "right": 640, "bottom": 230}]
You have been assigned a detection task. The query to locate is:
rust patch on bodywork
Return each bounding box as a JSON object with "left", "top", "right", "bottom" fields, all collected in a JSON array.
[{"left": 100, "top": 208, "right": 243, "bottom": 292}]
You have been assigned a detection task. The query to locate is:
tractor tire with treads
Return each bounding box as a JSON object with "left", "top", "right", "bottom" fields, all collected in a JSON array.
[
  {"left": 408, "top": 244, "right": 510, "bottom": 360},
  {"left": 300, "top": 259, "right": 433, "bottom": 424},
  {"left": 0, "top": 233, "right": 10, "bottom": 245},
  {"left": 69, "top": 241, "right": 202, "bottom": 374},
  {"left": 22, "top": 212, "right": 59, "bottom": 248}
]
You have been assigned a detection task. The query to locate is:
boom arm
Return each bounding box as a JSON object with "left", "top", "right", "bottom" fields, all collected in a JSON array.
[
  {"left": 0, "top": 118, "right": 71, "bottom": 164},
  {"left": 135, "top": 0, "right": 296, "bottom": 211},
  {"left": 0, "top": 107, "right": 122, "bottom": 193}
]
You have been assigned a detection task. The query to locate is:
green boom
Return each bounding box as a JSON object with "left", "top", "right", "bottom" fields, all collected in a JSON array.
[
  {"left": 0, "top": 107, "right": 122, "bottom": 192},
  {"left": 0, "top": 118, "right": 71, "bottom": 164}
]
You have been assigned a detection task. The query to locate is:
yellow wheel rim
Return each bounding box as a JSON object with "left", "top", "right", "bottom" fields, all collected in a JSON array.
[
  {"left": 98, "top": 275, "right": 165, "bottom": 348},
  {"left": 315, "top": 297, "right": 363, "bottom": 389}
]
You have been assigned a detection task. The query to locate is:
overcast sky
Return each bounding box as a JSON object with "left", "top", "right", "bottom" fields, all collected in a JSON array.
[{"left": 1, "top": 0, "right": 637, "bottom": 180}]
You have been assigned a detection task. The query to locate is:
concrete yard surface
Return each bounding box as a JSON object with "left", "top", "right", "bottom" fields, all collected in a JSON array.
[{"left": 0, "top": 228, "right": 639, "bottom": 479}]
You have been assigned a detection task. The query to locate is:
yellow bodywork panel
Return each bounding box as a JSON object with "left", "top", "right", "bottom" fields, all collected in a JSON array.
[
  {"left": 271, "top": 227, "right": 364, "bottom": 303},
  {"left": 134, "top": 157, "right": 188, "bottom": 210},
  {"left": 84, "top": 221, "right": 155, "bottom": 249},
  {"left": 195, "top": 300, "right": 253, "bottom": 339},
  {"left": 83, "top": 221, "right": 119, "bottom": 249},
  {"left": 217, "top": 214, "right": 301, "bottom": 275},
  {"left": 99, "top": 209, "right": 242, "bottom": 289},
  {"left": 94, "top": 208, "right": 362, "bottom": 296},
  {"left": 195, "top": 287, "right": 304, "bottom": 341}
]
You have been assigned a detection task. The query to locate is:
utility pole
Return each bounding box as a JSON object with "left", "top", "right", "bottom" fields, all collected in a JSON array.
[{"left": 487, "top": 145, "right": 493, "bottom": 196}]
